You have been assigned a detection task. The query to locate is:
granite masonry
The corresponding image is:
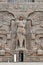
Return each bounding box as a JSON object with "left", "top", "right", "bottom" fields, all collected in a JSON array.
[{"left": 0, "top": 0, "right": 43, "bottom": 62}]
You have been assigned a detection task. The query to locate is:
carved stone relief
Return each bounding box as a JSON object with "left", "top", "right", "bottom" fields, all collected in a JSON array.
[
  {"left": 28, "top": 11, "right": 43, "bottom": 55},
  {"left": 0, "top": 11, "right": 15, "bottom": 55},
  {"left": 16, "top": 16, "right": 26, "bottom": 49}
]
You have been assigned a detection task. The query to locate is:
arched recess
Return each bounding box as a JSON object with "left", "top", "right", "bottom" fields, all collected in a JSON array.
[
  {"left": 0, "top": 11, "right": 14, "bottom": 17},
  {"left": 27, "top": 11, "right": 43, "bottom": 50},
  {"left": 0, "top": 10, "right": 15, "bottom": 28},
  {"left": 0, "top": 11, "right": 17, "bottom": 50},
  {"left": 28, "top": 11, "right": 43, "bottom": 26}
]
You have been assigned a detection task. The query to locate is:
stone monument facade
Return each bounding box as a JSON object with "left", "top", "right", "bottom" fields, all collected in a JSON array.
[{"left": 0, "top": 0, "right": 43, "bottom": 62}]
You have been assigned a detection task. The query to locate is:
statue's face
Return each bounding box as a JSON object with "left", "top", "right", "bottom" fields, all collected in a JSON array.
[{"left": 19, "top": 16, "right": 23, "bottom": 21}]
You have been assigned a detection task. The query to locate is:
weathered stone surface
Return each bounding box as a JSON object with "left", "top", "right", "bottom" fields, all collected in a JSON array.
[
  {"left": 0, "top": 0, "right": 43, "bottom": 62},
  {"left": 37, "top": 49, "right": 43, "bottom": 55},
  {"left": 31, "top": 33, "right": 35, "bottom": 40},
  {"left": 7, "top": 34, "right": 11, "bottom": 40}
]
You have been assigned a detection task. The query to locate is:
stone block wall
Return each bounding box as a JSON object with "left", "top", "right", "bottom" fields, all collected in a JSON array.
[{"left": 0, "top": 2, "right": 42, "bottom": 62}]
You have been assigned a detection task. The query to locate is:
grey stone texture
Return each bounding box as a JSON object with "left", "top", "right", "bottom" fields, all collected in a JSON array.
[{"left": 0, "top": 0, "right": 43, "bottom": 62}]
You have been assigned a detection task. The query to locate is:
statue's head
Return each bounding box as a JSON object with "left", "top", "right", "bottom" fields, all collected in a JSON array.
[{"left": 19, "top": 16, "right": 24, "bottom": 21}]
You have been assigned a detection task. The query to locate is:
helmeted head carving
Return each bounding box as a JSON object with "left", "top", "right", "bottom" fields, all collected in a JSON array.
[{"left": 19, "top": 16, "right": 24, "bottom": 21}]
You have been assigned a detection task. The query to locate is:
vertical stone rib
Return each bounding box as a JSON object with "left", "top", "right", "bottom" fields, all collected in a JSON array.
[{"left": 25, "top": 19, "right": 31, "bottom": 50}]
